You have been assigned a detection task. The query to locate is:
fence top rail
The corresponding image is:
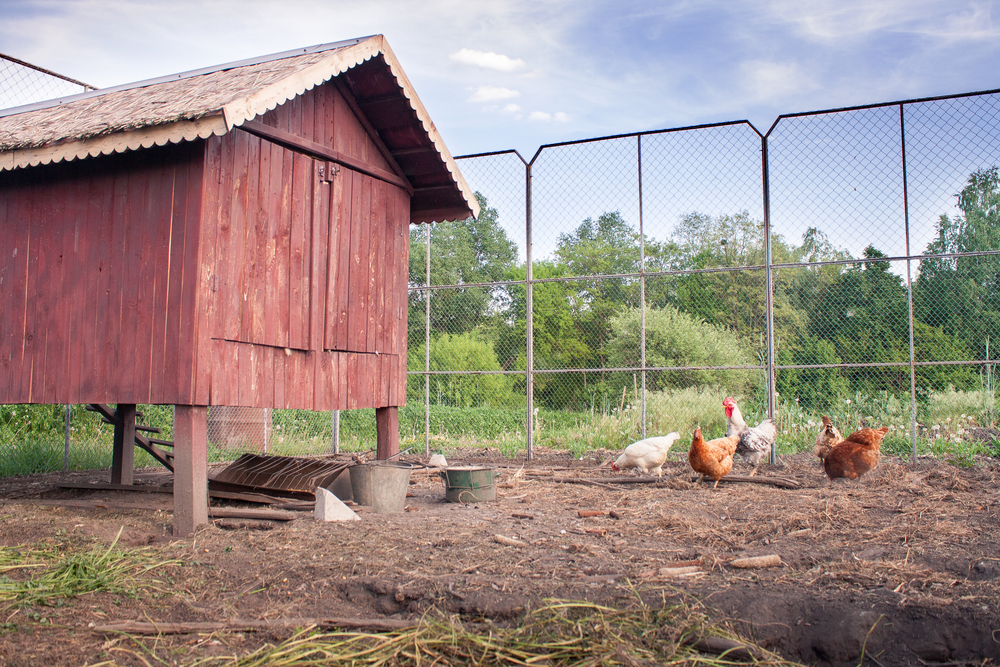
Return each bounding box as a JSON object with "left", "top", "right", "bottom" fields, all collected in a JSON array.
[
  {"left": 523, "top": 119, "right": 764, "bottom": 165},
  {"left": 454, "top": 148, "right": 529, "bottom": 164},
  {"left": 763, "top": 86, "right": 1000, "bottom": 137}
]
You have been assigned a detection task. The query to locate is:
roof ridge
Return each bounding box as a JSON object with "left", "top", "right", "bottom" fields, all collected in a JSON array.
[{"left": 0, "top": 35, "right": 378, "bottom": 119}]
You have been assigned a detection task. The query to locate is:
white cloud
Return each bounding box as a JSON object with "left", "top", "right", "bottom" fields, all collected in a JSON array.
[
  {"left": 738, "top": 59, "right": 817, "bottom": 102},
  {"left": 468, "top": 85, "right": 521, "bottom": 103},
  {"left": 502, "top": 103, "right": 522, "bottom": 114},
  {"left": 450, "top": 48, "right": 527, "bottom": 72},
  {"left": 766, "top": 0, "right": 999, "bottom": 43},
  {"left": 527, "top": 110, "right": 571, "bottom": 122}
]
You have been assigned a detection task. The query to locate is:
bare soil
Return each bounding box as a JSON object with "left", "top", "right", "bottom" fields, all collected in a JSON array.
[{"left": 1, "top": 449, "right": 999, "bottom": 666}]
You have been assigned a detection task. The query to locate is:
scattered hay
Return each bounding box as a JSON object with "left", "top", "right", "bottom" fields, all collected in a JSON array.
[{"left": 187, "top": 598, "right": 806, "bottom": 666}]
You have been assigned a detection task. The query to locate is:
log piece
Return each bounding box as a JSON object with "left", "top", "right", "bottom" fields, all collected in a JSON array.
[{"left": 92, "top": 616, "right": 415, "bottom": 635}]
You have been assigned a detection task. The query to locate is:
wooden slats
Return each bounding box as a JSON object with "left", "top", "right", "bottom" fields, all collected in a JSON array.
[{"left": 1, "top": 77, "right": 415, "bottom": 413}]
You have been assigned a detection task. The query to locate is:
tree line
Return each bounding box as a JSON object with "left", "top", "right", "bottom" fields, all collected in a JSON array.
[{"left": 407, "top": 167, "right": 1000, "bottom": 413}]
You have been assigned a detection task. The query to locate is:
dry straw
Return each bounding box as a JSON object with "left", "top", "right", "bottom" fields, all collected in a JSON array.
[{"left": 184, "top": 598, "right": 806, "bottom": 666}]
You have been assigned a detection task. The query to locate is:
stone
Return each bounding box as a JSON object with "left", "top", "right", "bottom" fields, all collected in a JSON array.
[
  {"left": 429, "top": 453, "right": 448, "bottom": 467},
  {"left": 315, "top": 486, "right": 360, "bottom": 521}
]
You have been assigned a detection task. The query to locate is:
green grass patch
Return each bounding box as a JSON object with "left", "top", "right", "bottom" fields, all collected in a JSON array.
[{"left": 0, "top": 529, "right": 182, "bottom": 610}]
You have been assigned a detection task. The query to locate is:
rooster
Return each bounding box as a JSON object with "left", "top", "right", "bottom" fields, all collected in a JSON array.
[
  {"left": 823, "top": 427, "right": 889, "bottom": 482},
  {"left": 723, "top": 397, "right": 777, "bottom": 474},
  {"left": 610, "top": 432, "right": 681, "bottom": 477},
  {"left": 688, "top": 427, "right": 739, "bottom": 488},
  {"left": 813, "top": 416, "right": 843, "bottom": 464}
]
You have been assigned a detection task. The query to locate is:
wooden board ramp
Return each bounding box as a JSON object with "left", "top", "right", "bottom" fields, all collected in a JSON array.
[{"left": 209, "top": 453, "right": 350, "bottom": 500}]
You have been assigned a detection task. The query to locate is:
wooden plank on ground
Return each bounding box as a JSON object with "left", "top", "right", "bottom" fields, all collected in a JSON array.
[{"left": 92, "top": 616, "right": 414, "bottom": 635}]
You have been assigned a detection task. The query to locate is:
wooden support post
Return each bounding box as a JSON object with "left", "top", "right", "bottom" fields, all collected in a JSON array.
[
  {"left": 375, "top": 406, "right": 399, "bottom": 460},
  {"left": 173, "top": 405, "right": 208, "bottom": 537},
  {"left": 111, "top": 404, "right": 136, "bottom": 485}
]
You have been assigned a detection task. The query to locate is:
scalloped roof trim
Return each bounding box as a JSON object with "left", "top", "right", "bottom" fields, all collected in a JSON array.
[{"left": 0, "top": 35, "right": 479, "bottom": 221}]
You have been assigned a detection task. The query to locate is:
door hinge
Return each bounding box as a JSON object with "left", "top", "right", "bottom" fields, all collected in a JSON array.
[{"left": 318, "top": 162, "right": 340, "bottom": 184}]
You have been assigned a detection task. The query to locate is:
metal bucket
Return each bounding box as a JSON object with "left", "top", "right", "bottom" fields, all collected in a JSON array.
[
  {"left": 440, "top": 466, "right": 497, "bottom": 503},
  {"left": 349, "top": 461, "right": 413, "bottom": 513}
]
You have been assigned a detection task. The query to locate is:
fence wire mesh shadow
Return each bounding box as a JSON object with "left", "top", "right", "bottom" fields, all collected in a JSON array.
[{"left": 2, "top": 90, "right": 1000, "bottom": 476}]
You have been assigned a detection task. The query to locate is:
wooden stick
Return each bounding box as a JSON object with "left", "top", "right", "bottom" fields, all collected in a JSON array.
[
  {"left": 208, "top": 507, "right": 299, "bottom": 521},
  {"left": 543, "top": 475, "right": 800, "bottom": 489},
  {"left": 686, "top": 636, "right": 764, "bottom": 662},
  {"left": 493, "top": 534, "right": 527, "bottom": 548},
  {"left": 92, "top": 616, "right": 415, "bottom": 635},
  {"left": 730, "top": 555, "right": 782, "bottom": 569}
]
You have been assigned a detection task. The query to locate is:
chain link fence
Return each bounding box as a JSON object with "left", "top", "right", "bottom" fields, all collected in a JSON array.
[
  {"left": 2, "top": 88, "right": 999, "bottom": 476},
  {"left": 1, "top": 53, "right": 96, "bottom": 110}
]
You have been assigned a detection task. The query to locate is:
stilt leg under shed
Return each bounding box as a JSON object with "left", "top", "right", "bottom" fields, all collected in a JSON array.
[
  {"left": 111, "top": 404, "right": 136, "bottom": 485},
  {"left": 173, "top": 406, "right": 208, "bottom": 537},
  {"left": 376, "top": 407, "right": 399, "bottom": 460}
]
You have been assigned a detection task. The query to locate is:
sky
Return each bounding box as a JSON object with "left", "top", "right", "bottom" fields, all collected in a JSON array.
[{"left": 2, "top": 0, "right": 999, "bottom": 160}]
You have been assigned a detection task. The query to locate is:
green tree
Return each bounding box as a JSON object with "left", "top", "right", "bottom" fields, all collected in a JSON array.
[
  {"left": 408, "top": 192, "right": 518, "bottom": 345},
  {"left": 504, "top": 261, "right": 594, "bottom": 409},
  {"left": 776, "top": 334, "right": 850, "bottom": 410},
  {"left": 406, "top": 332, "right": 520, "bottom": 408},
  {"left": 670, "top": 211, "right": 803, "bottom": 358},
  {"left": 606, "top": 305, "right": 756, "bottom": 397},
  {"left": 814, "top": 245, "right": 910, "bottom": 392},
  {"left": 915, "top": 166, "right": 1000, "bottom": 361}
]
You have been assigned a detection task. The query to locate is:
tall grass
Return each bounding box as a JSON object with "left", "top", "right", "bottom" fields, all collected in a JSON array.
[{"left": 1, "top": 382, "right": 996, "bottom": 478}]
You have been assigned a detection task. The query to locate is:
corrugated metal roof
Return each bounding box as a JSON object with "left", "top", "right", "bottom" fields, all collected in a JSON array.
[{"left": 0, "top": 35, "right": 478, "bottom": 223}]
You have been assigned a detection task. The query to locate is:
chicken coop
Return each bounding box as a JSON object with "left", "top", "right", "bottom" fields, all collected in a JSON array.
[{"left": 0, "top": 35, "right": 479, "bottom": 535}]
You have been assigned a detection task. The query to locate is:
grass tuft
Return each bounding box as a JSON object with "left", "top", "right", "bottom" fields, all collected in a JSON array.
[{"left": 0, "top": 529, "right": 182, "bottom": 609}]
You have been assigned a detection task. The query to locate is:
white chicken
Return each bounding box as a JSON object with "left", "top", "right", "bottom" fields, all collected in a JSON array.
[
  {"left": 610, "top": 432, "right": 681, "bottom": 477},
  {"left": 723, "top": 397, "right": 776, "bottom": 474}
]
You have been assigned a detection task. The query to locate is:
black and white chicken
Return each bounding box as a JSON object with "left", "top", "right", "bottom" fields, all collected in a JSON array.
[{"left": 723, "top": 397, "right": 776, "bottom": 474}]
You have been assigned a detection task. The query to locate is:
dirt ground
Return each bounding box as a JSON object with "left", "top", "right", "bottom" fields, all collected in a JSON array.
[{"left": 1, "top": 448, "right": 999, "bottom": 667}]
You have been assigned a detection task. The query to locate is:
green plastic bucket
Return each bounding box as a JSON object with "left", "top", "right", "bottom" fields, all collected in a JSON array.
[
  {"left": 349, "top": 461, "right": 412, "bottom": 513},
  {"left": 440, "top": 466, "right": 497, "bottom": 503}
]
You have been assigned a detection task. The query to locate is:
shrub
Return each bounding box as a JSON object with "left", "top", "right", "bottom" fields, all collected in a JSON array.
[
  {"left": 407, "top": 332, "right": 521, "bottom": 408},
  {"left": 607, "top": 305, "right": 756, "bottom": 396}
]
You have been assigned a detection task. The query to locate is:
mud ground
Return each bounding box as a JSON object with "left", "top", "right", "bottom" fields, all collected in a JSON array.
[{"left": 1, "top": 448, "right": 999, "bottom": 666}]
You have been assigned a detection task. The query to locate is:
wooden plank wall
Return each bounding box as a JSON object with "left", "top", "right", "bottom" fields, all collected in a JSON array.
[
  {"left": 0, "top": 144, "right": 206, "bottom": 405},
  {"left": 202, "top": 79, "right": 410, "bottom": 411}
]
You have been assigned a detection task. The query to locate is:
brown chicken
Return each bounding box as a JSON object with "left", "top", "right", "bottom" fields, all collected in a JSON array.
[
  {"left": 813, "top": 416, "right": 844, "bottom": 464},
  {"left": 688, "top": 427, "right": 740, "bottom": 488},
  {"left": 823, "top": 427, "right": 890, "bottom": 482}
]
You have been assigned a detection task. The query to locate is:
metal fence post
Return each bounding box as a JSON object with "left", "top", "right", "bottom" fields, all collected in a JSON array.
[
  {"left": 638, "top": 135, "right": 647, "bottom": 439},
  {"left": 331, "top": 410, "right": 340, "bottom": 454},
  {"left": 425, "top": 225, "right": 432, "bottom": 456},
  {"left": 525, "top": 160, "right": 534, "bottom": 461},
  {"left": 762, "top": 133, "right": 777, "bottom": 463},
  {"left": 899, "top": 103, "right": 919, "bottom": 465}
]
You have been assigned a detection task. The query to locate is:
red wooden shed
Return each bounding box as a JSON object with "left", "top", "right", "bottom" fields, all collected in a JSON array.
[{"left": 0, "top": 35, "right": 479, "bottom": 535}]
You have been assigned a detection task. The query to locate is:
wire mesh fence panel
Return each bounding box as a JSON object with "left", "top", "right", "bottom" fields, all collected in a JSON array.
[
  {"left": 902, "top": 92, "right": 1000, "bottom": 250},
  {"left": 531, "top": 137, "right": 641, "bottom": 271},
  {"left": 640, "top": 123, "right": 764, "bottom": 259},
  {"left": 453, "top": 151, "right": 529, "bottom": 263},
  {"left": 0, "top": 55, "right": 93, "bottom": 109},
  {"left": 768, "top": 106, "right": 908, "bottom": 259}
]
